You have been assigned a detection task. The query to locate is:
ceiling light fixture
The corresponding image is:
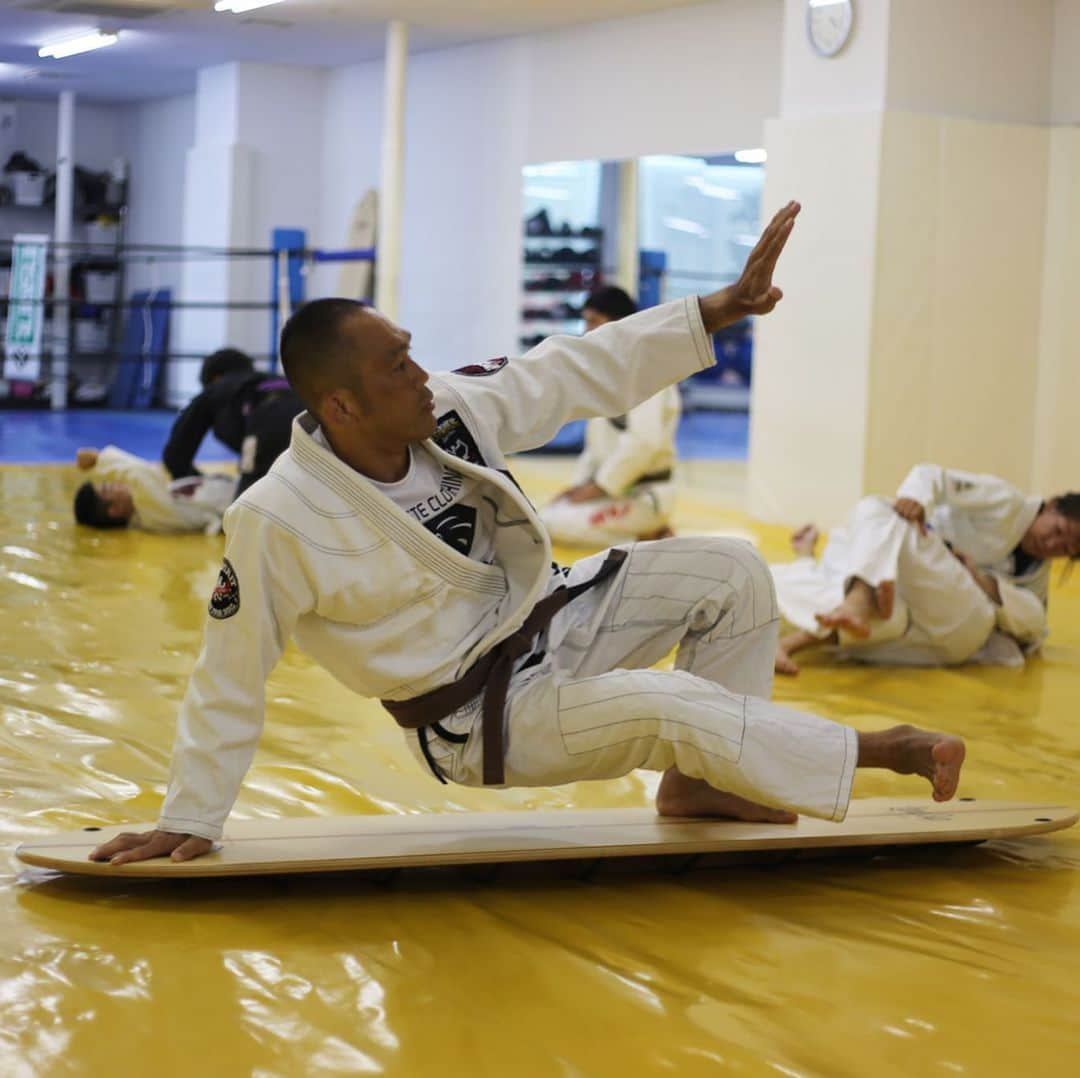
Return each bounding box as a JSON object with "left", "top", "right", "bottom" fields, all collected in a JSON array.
[
  {"left": 734, "top": 148, "right": 768, "bottom": 164},
  {"left": 214, "top": 0, "right": 288, "bottom": 13},
  {"left": 38, "top": 30, "right": 119, "bottom": 60}
]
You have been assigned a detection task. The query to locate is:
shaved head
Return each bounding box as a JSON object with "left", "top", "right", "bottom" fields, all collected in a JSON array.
[{"left": 280, "top": 298, "right": 373, "bottom": 416}]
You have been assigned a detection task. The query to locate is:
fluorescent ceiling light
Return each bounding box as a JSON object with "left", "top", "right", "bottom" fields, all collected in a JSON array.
[
  {"left": 38, "top": 30, "right": 119, "bottom": 60},
  {"left": 663, "top": 216, "right": 710, "bottom": 238},
  {"left": 524, "top": 186, "right": 571, "bottom": 200},
  {"left": 685, "top": 176, "right": 738, "bottom": 200},
  {"left": 809, "top": 0, "right": 844, "bottom": 7},
  {"left": 734, "top": 148, "right": 768, "bottom": 164},
  {"left": 215, "top": 0, "right": 287, "bottom": 13}
]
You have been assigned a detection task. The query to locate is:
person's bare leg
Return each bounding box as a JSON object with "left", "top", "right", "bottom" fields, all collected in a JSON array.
[
  {"left": 656, "top": 769, "right": 798, "bottom": 823},
  {"left": 874, "top": 579, "right": 895, "bottom": 621},
  {"left": 775, "top": 628, "right": 837, "bottom": 676},
  {"left": 857, "top": 724, "right": 966, "bottom": 802},
  {"left": 815, "top": 577, "right": 879, "bottom": 638},
  {"left": 791, "top": 523, "right": 819, "bottom": 557},
  {"left": 638, "top": 525, "right": 675, "bottom": 542}
]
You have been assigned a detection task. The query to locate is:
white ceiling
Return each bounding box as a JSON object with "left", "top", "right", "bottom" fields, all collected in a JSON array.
[{"left": 0, "top": 0, "right": 708, "bottom": 103}]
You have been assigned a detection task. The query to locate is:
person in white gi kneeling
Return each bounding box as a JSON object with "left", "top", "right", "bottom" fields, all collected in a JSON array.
[{"left": 539, "top": 286, "right": 680, "bottom": 547}]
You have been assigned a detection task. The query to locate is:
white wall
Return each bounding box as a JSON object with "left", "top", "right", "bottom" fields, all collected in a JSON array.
[
  {"left": 315, "top": 0, "right": 784, "bottom": 370},
  {"left": 118, "top": 93, "right": 195, "bottom": 297},
  {"left": 1051, "top": 0, "right": 1080, "bottom": 123},
  {"left": 748, "top": 111, "right": 883, "bottom": 525},
  {"left": 865, "top": 114, "right": 1049, "bottom": 496},
  {"left": 526, "top": 0, "right": 782, "bottom": 163},
  {"left": 779, "top": 0, "right": 890, "bottom": 117},
  {"left": 886, "top": 0, "right": 1053, "bottom": 123}
]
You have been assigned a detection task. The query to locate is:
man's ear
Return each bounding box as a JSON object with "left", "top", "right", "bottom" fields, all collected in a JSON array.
[{"left": 322, "top": 388, "right": 362, "bottom": 426}]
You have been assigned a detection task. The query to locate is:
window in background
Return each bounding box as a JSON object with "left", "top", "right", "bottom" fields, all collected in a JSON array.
[{"left": 640, "top": 152, "right": 764, "bottom": 407}]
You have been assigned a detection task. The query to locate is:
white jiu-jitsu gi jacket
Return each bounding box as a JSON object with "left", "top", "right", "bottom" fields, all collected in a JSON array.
[
  {"left": 896, "top": 463, "right": 1048, "bottom": 647},
  {"left": 573, "top": 385, "right": 681, "bottom": 495},
  {"left": 90, "top": 446, "right": 235, "bottom": 535},
  {"left": 158, "top": 298, "right": 716, "bottom": 840}
]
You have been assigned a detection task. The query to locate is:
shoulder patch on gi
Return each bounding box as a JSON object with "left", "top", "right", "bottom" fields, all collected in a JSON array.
[
  {"left": 452, "top": 356, "right": 508, "bottom": 378},
  {"left": 209, "top": 557, "right": 240, "bottom": 620},
  {"left": 952, "top": 478, "right": 975, "bottom": 493},
  {"left": 433, "top": 409, "right": 486, "bottom": 466}
]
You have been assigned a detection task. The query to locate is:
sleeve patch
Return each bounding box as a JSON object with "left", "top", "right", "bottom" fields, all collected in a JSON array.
[
  {"left": 208, "top": 557, "right": 241, "bottom": 620},
  {"left": 452, "top": 356, "right": 508, "bottom": 378},
  {"left": 432, "top": 409, "right": 486, "bottom": 466}
]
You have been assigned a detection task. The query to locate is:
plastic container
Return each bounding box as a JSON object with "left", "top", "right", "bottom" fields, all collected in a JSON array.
[{"left": 13, "top": 171, "right": 45, "bottom": 206}]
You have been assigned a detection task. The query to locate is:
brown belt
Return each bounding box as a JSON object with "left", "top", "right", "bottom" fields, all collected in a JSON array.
[{"left": 381, "top": 548, "right": 628, "bottom": 785}]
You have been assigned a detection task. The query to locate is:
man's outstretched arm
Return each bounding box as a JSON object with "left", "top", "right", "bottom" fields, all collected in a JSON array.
[{"left": 443, "top": 200, "right": 802, "bottom": 458}]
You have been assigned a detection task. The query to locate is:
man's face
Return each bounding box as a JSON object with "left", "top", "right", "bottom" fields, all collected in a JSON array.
[
  {"left": 1021, "top": 507, "right": 1080, "bottom": 560},
  {"left": 583, "top": 308, "right": 613, "bottom": 334},
  {"left": 332, "top": 311, "right": 436, "bottom": 443},
  {"left": 98, "top": 481, "right": 135, "bottom": 522}
]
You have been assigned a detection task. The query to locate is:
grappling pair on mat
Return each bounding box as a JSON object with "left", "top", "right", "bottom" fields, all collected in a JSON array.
[{"left": 32, "top": 201, "right": 1077, "bottom": 874}]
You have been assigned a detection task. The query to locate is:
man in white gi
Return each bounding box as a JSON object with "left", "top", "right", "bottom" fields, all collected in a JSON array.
[
  {"left": 773, "top": 464, "right": 1080, "bottom": 674},
  {"left": 72, "top": 446, "right": 235, "bottom": 536},
  {"left": 539, "top": 286, "right": 680, "bottom": 546},
  {"left": 89, "top": 202, "right": 967, "bottom": 867}
]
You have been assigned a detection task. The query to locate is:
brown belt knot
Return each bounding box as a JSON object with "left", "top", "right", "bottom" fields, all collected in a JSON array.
[{"left": 381, "top": 548, "right": 628, "bottom": 785}]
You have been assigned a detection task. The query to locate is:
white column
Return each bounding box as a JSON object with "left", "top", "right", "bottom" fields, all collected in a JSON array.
[
  {"left": 51, "top": 90, "right": 75, "bottom": 410},
  {"left": 375, "top": 20, "right": 409, "bottom": 320},
  {"left": 615, "top": 159, "right": 639, "bottom": 296}
]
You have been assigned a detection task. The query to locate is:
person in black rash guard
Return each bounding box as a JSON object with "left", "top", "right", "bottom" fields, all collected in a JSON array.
[{"left": 162, "top": 348, "right": 305, "bottom": 497}]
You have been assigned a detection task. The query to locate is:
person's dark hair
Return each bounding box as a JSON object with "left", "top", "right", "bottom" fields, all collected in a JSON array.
[
  {"left": 73, "top": 481, "right": 128, "bottom": 529},
  {"left": 200, "top": 347, "right": 255, "bottom": 388},
  {"left": 1051, "top": 492, "right": 1080, "bottom": 521},
  {"left": 583, "top": 285, "right": 638, "bottom": 323},
  {"left": 279, "top": 297, "right": 367, "bottom": 414},
  {"left": 1050, "top": 493, "right": 1080, "bottom": 560}
]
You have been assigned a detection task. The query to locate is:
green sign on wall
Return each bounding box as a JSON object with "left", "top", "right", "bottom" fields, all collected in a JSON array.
[{"left": 3, "top": 233, "right": 49, "bottom": 383}]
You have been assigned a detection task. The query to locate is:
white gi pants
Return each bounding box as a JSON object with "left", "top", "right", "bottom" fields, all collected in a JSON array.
[
  {"left": 539, "top": 481, "right": 674, "bottom": 547},
  {"left": 832, "top": 498, "right": 996, "bottom": 666},
  {"left": 408, "top": 537, "right": 859, "bottom": 822}
]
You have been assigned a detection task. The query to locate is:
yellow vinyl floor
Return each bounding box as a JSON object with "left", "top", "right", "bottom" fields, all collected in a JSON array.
[{"left": 2, "top": 458, "right": 1079, "bottom": 1077}]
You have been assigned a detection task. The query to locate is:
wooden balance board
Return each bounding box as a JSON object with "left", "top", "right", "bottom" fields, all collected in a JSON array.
[{"left": 14, "top": 798, "right": 1077, "bottom": 880}]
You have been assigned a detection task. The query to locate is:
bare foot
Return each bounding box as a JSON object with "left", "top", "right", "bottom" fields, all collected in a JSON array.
[
  {"left": 775, "top": 645, "right": 800, "bottom": 676},
  {"left": 656, "top": 769, "right": 798, "bottom": 823},
  {"left": 858, "top": 724, "right": 967, "bottom": 802},
  {"left": 791, "top": 523, "right": 819, "bottom": 557},
  {"left": 815, "top": 578, "right": 875, "bottom": 638}
]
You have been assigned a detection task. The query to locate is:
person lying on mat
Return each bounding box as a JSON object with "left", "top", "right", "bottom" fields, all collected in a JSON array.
[
  {"left": 89, "top": 201, "right": 967, "bottom": 867},
  {"left": 539, "top": 285, "right": 680, "bottom": 547},
  {"left": 72, "top": 445, "right": 235, "bottom": 535},
  {"left": 772, "top": 467, "right": 1080, "bottom": 675},
  {"left": 162, "top": 347, "right": 305, "bottom": 497}
]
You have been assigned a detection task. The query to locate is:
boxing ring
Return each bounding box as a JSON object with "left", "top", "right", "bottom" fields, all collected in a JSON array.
[{"left": 1, "top": 448, "right": 1078, "bottom": 1075}]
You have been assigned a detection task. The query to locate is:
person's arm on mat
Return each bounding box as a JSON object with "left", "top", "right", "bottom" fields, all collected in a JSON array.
[{"left": 89, "top": 505, "right": 314, "bottom": 865}]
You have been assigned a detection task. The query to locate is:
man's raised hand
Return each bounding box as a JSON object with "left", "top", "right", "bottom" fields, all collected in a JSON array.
[
  {"left": 89, "top": 828, "right": 214, "bottom": 865},
  {"left": 699, "top": 201, "right": 801, "bottom": 332}
]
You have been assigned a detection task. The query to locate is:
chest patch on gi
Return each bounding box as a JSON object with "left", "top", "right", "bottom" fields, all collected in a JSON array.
[
  {"left": 208, "top": 558, "right": 240, "bottom": 620},
  {"left": 433, "top": 409, "right": 486, "bottom": 466},
  {"left": 453, "top": 356, "right": 507, "bottom": 377},
  {"left": 425, "top": 504, "right": 477, "bottom": 556}
]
